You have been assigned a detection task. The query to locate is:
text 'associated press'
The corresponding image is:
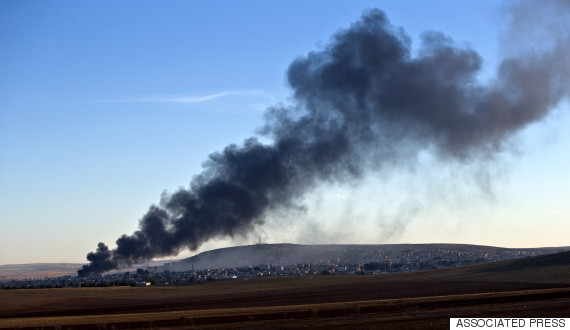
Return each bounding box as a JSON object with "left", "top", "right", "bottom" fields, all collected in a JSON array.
[{"left": 451, "top": 318, "right": 568, "bottom": 329}]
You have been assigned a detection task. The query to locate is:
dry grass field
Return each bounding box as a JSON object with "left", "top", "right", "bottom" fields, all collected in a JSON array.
[{"left": 1, "top": 252, "right": 569, "bottom": 329}]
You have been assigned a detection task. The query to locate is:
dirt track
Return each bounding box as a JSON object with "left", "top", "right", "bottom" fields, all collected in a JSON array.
[{"left": 1, "top": 276, "right": 569, "bottom": 329}]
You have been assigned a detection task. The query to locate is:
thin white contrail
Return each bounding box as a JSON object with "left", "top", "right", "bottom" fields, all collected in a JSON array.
[{"left": 95, "top": 90, "right": 269, "bottom": 103}]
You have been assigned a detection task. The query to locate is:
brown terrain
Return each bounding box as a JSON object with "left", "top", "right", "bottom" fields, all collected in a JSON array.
[
  {"left": 1, "top": 251, "right": 569, "bottom": 329},
  {"left": 0, "top": 260, "right": 174, "bottom": 282},
  {"left": 0, "top": 264, "right": 82, "bottom": 282}
]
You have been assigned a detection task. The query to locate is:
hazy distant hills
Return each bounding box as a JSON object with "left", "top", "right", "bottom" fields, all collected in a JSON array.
[
  {"left": 0, "top": 263, "right": 83, "bottom": 281},
  {"left": 0, "top": 259, "right": 176, "bottom": 281},
  {"left": 163, "top": 243, "right": 569, "bottom": 272}
]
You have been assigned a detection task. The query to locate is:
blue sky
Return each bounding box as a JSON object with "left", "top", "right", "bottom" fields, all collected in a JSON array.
[{"left": 1, "top": 0, "right": 568, "bottom": 265}]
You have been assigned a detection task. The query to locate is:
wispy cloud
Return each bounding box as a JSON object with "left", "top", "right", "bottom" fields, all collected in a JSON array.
[{"left": 97, "top": 90, "right": 270, "bottom": 103}]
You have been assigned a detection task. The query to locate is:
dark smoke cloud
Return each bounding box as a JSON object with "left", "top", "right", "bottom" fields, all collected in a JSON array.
[{"left": 78, "top": 6, "right": 570, "bottom": 276}]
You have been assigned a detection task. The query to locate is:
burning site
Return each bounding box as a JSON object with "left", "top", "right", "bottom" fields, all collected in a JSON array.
[
  {"left": 3, "top": 2, "right": 570, "bottom": 329},
  {"left": 76, "top": 2, "right": 569, "bottom": 276}
]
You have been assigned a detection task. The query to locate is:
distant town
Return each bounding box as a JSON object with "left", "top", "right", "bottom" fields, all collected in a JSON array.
[{"left": 1, "top": 244, "right": 568, "bottom": 289}]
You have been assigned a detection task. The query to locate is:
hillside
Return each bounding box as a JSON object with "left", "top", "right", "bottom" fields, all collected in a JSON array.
[
  {"left": 164, "top": 243, "right": 568, "bottom": 272},
  {"left": 392, "top": 250, "right": 570, "bottom": 284}
]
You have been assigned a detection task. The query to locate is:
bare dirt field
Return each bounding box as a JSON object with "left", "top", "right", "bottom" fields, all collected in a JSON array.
[{"left": 1, "top": 275, "right": 569, "bottom": 329}]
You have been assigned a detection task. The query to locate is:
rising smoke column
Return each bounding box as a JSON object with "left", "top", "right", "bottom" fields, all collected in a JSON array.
[{"left": 78, "top": 6, "right": 570, "bottom": 276}]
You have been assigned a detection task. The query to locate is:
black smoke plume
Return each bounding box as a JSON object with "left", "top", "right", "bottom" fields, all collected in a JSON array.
[{"left": 78, "top": 6, "right": 569, "bottom": 276}]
